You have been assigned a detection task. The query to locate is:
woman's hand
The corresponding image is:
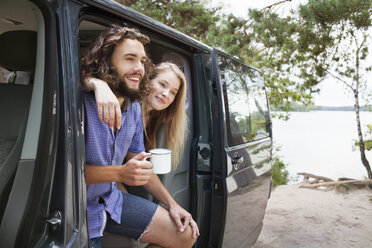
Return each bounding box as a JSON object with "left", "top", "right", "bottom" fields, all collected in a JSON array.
[
  {"left": 83, "top": 77, "right": 122, "bottom": 129},
  {"left": 169, "top": 204, "right": 200, "bottom": 239}
]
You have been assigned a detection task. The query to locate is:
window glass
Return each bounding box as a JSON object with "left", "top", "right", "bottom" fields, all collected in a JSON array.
[{"left": 218, "top": 55, "right": 269, "bottom": 147}]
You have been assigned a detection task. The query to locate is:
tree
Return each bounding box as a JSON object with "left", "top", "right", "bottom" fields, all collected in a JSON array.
[
  {"left": 299, "top": 0, "right": 372, "bottom": 179},
  {"left": 203, "top": 1, "right": 318, "bottom": 116},
  {"left": 249, "top": 0, "right": 372, "bottom": 178},
  {"left": 117, "top": 0, "right": 220, "bottom": 40},
  {"left": 117, "top": 0, "right": 372, "bottom": 178},
  {"left": 118, "top": 0, "right": 313, "bottom": 114}
]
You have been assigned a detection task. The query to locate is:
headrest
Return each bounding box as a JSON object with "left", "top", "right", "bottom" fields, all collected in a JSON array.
[{"left": 0, "top": 30, "right": 37, "bottom": 71}]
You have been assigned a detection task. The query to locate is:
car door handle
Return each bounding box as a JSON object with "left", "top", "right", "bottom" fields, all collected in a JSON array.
[
  {"left": 232, "top": 153, "right": 244, "bottom": 170},
  {"left": 232, "top": 154, "right": 243, "bottom": 165}
]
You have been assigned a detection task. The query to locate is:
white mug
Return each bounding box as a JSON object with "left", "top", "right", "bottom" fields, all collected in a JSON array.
[{"left": 149, "top": 148, "right": 172, "bottom": 174}]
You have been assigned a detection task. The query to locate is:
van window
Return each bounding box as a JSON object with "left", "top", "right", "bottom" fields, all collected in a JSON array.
[{"left": 218, "top": 55, "right": 269, "bottom": 147}]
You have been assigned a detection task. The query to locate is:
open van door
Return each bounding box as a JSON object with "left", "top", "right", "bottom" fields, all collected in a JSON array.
[
  {"left": 0, "top": 0, "right": 88, "bottom": 247},
  {"left": 209, "top": 49, "right": 272, "bottom": 248}
]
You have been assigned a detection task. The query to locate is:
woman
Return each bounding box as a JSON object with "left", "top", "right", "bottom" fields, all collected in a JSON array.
[{"left": 83, "top": 62, "right": 188, "bottom": 168}]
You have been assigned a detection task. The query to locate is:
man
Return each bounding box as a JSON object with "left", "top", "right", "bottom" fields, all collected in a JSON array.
[{"left": 81, "top": 24, "right": 199, "bottom": 248}]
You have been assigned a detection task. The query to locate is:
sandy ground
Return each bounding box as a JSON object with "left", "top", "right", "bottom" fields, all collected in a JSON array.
[{"left": 251, "top": 183, "right": 372, "bottom": 248}]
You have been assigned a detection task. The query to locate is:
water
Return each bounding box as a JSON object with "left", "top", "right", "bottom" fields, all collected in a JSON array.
[{"left": 273, "top": 111, "right": 372, "bottom": 183}]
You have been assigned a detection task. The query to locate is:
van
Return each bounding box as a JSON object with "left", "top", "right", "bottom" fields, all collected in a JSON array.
[{"left": 0, "top": 0, "right": 272, "bottom": 247}]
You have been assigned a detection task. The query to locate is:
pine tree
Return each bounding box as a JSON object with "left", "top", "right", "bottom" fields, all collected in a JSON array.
[
  {"left": 119, "top": 0, "right": 220, "bottom": 40},
  {"left": 116, "top": 0, "right": 372, "bottom": 178}
]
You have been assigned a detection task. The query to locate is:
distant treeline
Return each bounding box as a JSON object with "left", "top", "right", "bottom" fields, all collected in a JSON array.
[{"left": 273, "top": 103, "right": 372, "bottom": 112}]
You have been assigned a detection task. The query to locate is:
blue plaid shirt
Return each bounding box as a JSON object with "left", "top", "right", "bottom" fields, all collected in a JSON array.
[{"left": 83, "top": 92, "right": 145, "bottom": 239}]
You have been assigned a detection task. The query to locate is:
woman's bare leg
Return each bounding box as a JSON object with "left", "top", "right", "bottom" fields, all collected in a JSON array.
[{"left": 139, "top": 206, "right": 196, "bottom": 248}]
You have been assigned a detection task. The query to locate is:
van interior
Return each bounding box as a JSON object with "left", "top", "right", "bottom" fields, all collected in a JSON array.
[
  {"left": 79, "top": 19, "right": 195, "bottom": 247},
  {"left": 0, "top": 0, "right": 40, "bottom": 225}
]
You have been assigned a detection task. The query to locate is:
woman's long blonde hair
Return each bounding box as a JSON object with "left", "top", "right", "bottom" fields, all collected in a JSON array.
[{"left": 142, "top": 62, "right": 188, "bottom": 168}]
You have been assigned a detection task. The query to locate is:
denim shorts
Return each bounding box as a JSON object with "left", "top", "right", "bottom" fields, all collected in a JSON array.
[
  {"left": 89, "top": 237, "right": 102, "bottom": 248},
  {"left": 105, "top": 192, "right": 158, "bottom": 240}
]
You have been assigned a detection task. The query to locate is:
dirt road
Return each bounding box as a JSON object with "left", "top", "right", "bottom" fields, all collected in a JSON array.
[{"left": 251, "top": 184, "right": 372, "bottom": 248}]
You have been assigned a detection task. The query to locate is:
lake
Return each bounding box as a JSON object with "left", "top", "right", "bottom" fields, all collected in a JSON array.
[{"left": 272, "top": 111, "right": 372, "bottom": 183}]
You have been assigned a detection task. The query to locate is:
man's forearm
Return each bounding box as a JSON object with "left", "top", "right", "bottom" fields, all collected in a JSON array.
[
  {"left": 85, "top": 165, "right": 119, "bottom": 185},
  {"left": 86, "top": 153, "right": 153, "bottom": 186}
]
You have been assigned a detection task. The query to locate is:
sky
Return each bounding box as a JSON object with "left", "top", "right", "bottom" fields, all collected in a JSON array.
[{"left": 209, "top": 0, "right": 371, "bottom": 107}]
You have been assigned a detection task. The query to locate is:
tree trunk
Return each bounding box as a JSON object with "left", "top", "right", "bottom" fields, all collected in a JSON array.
[
  {"left": 354, "top": 90, "right": 372, "bottom": 179},
  {"left": 299, "top": 179, "right": 372, "bottom": 188}
]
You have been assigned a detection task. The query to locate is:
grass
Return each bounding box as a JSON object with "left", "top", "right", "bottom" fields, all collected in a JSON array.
[{"left": 271, "top": 155, "right": 289, "bottom": 187}]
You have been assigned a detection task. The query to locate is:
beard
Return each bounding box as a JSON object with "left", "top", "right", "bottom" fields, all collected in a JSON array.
[
  {"left": 110, "top": 70, "right": 142, "bottom": 100},
  {"left": 118, "top": 76, "right": 141, "bottom": 99}
]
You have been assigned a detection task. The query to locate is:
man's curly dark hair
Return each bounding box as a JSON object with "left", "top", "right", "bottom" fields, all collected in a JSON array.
[{"left": 82, "top": 24, "right": 153, "bottom": 102}]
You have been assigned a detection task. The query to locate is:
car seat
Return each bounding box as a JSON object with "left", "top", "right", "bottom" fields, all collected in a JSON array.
[{"left": 0, "top": 30, "right": 36, "bottom": 222}]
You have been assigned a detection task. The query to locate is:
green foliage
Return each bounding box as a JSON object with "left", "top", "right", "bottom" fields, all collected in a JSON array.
[
  {"left": 272, "top": 102, "right": 316, "bottom": 112},
  {"left": 296, "top": 0, "right": 372, "bottom": 86},
  {"left": 299, "top": 0, "right": 371, "bottom": 29},
  {"left": 365, "top": 124, "right": 372, "bottom": 151},
  {"left": 251, "top": 0, "right": 372, "bottom": 178},
  {"left": 117, "top": 1, "right": 372, "bottom": 178},
  {"left": 246, "top": 9, "right": 318, "bottom": 112},
  {"left": 120, "top": 0, "right": 220, "bottom": 40},
  {"left": 366, "top": 140, "right": 372, "bottom": 151},
  {"left": 204, "top": 14, "right": 255, "bottom": 58},
  {"left": 116, "top": 0, "right": 371, "bottom": 116},
  {"left": 336, "top": 183, "right": 350, "bottom": 192},
  {"left": 355, "top": 124, "right": 372, "bottom": 151},
  {"left": 232, "top": 112, "right": 267, "bottom": 142},
  {"left": 118, "top": 0, "right": 316, "bottom": 112},
  {"left": 271, "top": 154, "right": 289, "bottom": 187}
]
